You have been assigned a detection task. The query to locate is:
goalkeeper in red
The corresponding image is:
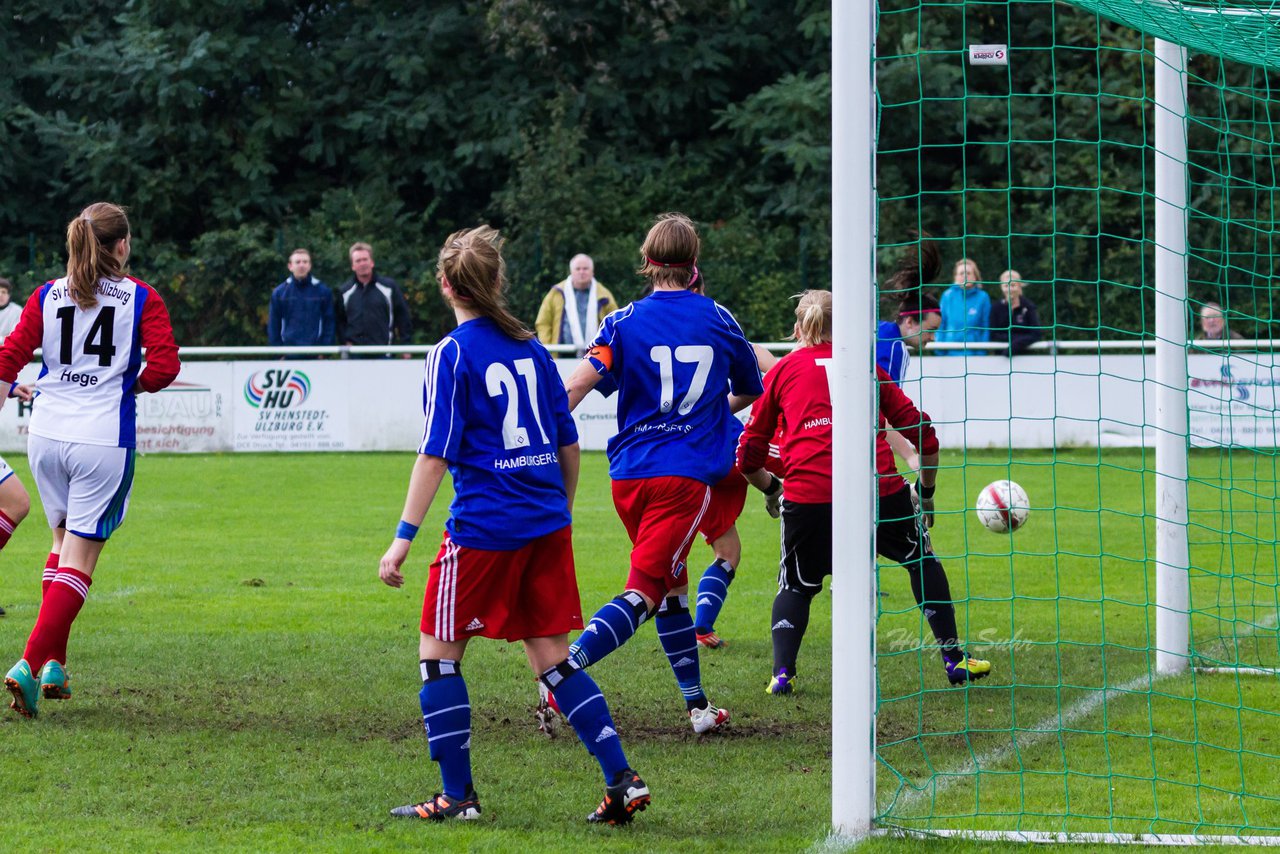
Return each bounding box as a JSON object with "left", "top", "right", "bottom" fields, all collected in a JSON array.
[
  {"left": 738, "top": 289, "right": 991, "bottom": 693},
  {"left": 378, "top": 226, "right": 648, "bottom": 825}
]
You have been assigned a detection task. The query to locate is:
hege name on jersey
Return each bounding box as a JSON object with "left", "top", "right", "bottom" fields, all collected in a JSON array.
[{"left": 59, "top": 369, "right": 100, "bottom": 388}]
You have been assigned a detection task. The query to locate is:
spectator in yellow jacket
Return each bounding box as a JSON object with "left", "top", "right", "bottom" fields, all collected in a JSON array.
[{"left": 535, "top": 254, "right": 618, "bottom": 357}]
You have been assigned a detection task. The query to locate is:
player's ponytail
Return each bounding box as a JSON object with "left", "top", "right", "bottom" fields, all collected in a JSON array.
[
  {"left": 882, "top": 231, "right": 941, "bottom": 292},
  {"left": 637, "top": 212, "right": 700, "bottom": 290},
  {"left": 65, "top": 202, "right": 130, "bottom": 310},
  {"left": 791, "top": 289, "right": 833, "bottom": 348},
  {"left": 436, "top": 225, "right": 534, "bottom": 341}
]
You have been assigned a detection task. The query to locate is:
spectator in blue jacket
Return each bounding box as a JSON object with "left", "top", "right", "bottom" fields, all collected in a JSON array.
[
  {"left": 268, "top": 249, "right": 335, "bottom": 348},
  {"left": 937, "top": 257, "right": 991, "bottom": 356}
]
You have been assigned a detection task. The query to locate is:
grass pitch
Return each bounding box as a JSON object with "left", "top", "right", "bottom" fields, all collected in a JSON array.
[
  {"left": 0, "top": 452, "right": 829, "bottom": 852},
  {"left": 0, "top": 449, "right": 1277, "bottom": 851}
]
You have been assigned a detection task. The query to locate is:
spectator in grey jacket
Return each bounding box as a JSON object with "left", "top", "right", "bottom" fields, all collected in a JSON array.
[{"left": 336, "top": 242, "right": 412, "bottom": 350}]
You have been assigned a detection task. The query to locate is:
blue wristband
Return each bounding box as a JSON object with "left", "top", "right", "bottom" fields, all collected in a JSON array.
[{"left": 395, "top": 520, "right": 419, "bottom": 542}]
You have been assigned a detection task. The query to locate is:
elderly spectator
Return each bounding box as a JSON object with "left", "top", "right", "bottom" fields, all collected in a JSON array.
[
  {"left": 1199, "top": 301, "right": 1242, "bottom": 340},
  {"left": 989, "top": 269, "right": 1042, "bottom": 355},
  {"left": 937, "top": 257, "right": 991, "bottom": 356},
  {"left": 336, "top": 242, "right": 413, "bottom": 349},
  {"left": 268, "top": 249, "right": 335, "bottom": 348},
  {"left": 535, "top": 254, "right": 618, "bottom": 357},
  {"left": 0, "top": 278, "right": 21, "bottom": 342}
]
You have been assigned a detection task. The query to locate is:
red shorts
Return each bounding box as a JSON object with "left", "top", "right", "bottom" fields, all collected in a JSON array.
[
  {"left": 421, "top": 525, "right": 584, "bottom": 642},
  {"left": 611, "top": 476, "right": 711, "bottom": 604},
  {"left": 699, "top": 469, "right": 747, "bottom": 545}
]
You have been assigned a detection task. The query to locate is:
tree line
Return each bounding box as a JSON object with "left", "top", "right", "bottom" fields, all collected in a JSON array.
[
  {"left": 0, "top": 0, "right": 830, "bottom": 346},
  {"left": 1, "top": 0, "right": 1270, "bottom": 348}
]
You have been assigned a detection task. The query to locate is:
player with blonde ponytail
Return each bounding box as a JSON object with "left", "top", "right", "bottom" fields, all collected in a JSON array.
[
  {"left": 739, "top": 290, "right": 991, "bottom": 693},
  {"left": 378, "top": 225, "right": 649, "bottom": 826}
]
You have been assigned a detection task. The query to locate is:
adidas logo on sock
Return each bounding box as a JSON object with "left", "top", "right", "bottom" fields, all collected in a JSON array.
[
  {"left": 464, "top": 617, "right": 485, "bottom": 631},
  {"left": 460, "top": 737, "right": 471, "bottom": 750},
  {"left": 674, "top": 656, "right": 695, "bottom": 667},
  {"left": 772, "top": 619, "right": 795, "bottom": 630},
  {"left": 697, "top": 597, "right": 712, "bottom": 606},
  {"left": 585, "top": 623, "right": 599, "bottom": 634},
  {"left": 595, "top": 726, "right": 617, "bottom": 742}
]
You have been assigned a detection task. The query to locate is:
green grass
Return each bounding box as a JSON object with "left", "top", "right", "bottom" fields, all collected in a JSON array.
[
  {"left": 0, "top": 449, "right": 1277, "bottom": 851},
  {"left": 0, "top": 452, "right": 831, "bottom": 852}
]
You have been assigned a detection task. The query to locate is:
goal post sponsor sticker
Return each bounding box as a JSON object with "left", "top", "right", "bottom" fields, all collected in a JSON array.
[{"left": 968, "top": 44, "right": 1008, "bottom": 66}]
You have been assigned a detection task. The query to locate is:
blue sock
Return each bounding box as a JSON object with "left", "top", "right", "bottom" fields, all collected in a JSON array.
[
  {"left": 419, "top": 659, "right": 472, "bottom": 800},
  {"left": 569, "top": 591, "right": 650, "bottom": 669},
  {"left": 694, "top": 558, "right": 736, "bottom": 633},
  {"left": 541, "top": 659, "right": 629, "bottom": 781},
  {"left": 655, "top": 595, "right": 706, "bottom": 709}
]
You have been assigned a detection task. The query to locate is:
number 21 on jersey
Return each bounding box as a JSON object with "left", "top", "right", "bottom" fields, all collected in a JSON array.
[{"left": 486, "top": 357, "right": 550, "bottom": 450}]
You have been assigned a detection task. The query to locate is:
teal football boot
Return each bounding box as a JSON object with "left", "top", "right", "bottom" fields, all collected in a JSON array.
[
  {"left": 40, "top": 660, "right": 71, "bottom": 700},
  {"left": 5, "top": 659, "right": 39, "bottom": 718}
]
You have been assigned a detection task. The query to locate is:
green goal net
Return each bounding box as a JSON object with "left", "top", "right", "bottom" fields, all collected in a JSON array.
[{"left": 872, "top": 0, "right": 1280, "bottom": 843}]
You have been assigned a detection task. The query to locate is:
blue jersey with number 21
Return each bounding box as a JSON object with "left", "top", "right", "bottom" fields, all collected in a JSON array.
[
  {"left": 420, "top": 316, "right": 577, "bottom": 550},
  {"left": 593, "top": 289, "right": 763, "bottom": 485}
]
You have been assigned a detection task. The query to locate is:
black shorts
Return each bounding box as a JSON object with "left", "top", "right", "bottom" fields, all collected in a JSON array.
[
  {"left": 778, "top": 500, "right": 833, "bottom": 596},
  {"left": 877, "top": 485, "right": 934, "bottom": 569}
]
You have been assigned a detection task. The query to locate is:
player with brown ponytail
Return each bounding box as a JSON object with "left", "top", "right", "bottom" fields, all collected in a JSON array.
[{"left": 1, "top": 201, "right": 179, "bottom": 718}]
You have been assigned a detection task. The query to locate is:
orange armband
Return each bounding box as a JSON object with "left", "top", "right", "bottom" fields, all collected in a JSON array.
[{"left": 586, "top": 344, "right": 613, "bottom": 374}]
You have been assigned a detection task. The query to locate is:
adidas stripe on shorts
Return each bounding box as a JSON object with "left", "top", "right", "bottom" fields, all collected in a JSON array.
[{"left": 421, "top": 525, "right": 584, "bottom": 642}]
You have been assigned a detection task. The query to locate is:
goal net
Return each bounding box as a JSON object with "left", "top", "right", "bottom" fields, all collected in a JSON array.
[{"left": 867, "top": 0, "right": 1280, "bottom": 843}]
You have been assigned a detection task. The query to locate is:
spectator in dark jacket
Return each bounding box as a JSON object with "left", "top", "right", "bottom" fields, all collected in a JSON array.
[
  {"left": 268, "top": 248, "right": 335, "bottom": 347},
  {"left": 336, "top": 241, "right": 412, "bottom": 348},
  {"left": 990, "top": 270, "right": 1042, "bottom": 355},
  {"left": 1198, "top": 301, "right": 1242, "bottom": 341}
]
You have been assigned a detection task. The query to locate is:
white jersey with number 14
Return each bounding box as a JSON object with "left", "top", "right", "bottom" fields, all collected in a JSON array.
[{"left": 0, "top": 276, "right": 181, "bottom": 449}]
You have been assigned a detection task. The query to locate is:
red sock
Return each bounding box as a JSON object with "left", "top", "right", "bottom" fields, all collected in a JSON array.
[
  {"left": 23, "top": 568, "right": 91, "bottom": 672},
  {"left": 41, "top": 553, "right": 59, "bottom": 598},
  {"left": 0, "top": 510, "right": 17, "bottom": 550}
]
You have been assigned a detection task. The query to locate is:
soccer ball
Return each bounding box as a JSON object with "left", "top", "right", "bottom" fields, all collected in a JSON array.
[{"left": 975, "top": 480, "right": 1030, "bottom": 533}]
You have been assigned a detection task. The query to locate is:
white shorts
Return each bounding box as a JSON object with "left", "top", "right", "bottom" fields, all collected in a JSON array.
[
  {"left": 28, "top": 435, "right": 135, "bottom": 540},
  {"left": 0, "top": 454, "right": 12, "bottom": 486}
]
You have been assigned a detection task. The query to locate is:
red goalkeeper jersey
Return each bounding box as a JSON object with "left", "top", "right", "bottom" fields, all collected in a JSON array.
[
  {"left": 877, "top": 366, "right": 938, "bottom": 496},
  {"left": 738, "top": 342, "right": 834, "bottom": 504},
  {"left": 739, "top": 349, "right": 937, "bottom": 501}
]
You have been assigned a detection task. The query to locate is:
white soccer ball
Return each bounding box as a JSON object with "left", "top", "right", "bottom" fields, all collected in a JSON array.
[{"left": 975, "top": 480, "right": 1030, "bottom": 533}]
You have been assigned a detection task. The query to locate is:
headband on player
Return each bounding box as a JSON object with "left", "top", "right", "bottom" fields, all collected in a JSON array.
[
  {"left": 898, "top": 307, "right": 941, "bottom": 317},
  {"left": 645, "top": 256, "right": 695, "bottom": 268}
]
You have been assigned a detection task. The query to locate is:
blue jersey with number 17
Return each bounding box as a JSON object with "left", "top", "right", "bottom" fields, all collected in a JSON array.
[
  {"left": 420, "top": 317, "right": 577, "bottom": 551},
  {"left": 593, "top": 289, "right": 763, "bottom": 485}
]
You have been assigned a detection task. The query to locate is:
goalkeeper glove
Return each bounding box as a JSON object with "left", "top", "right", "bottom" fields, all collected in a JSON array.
[
  {"left": 916, "top": 480, "right": 936, "bottom": 529},
  {"left": 763, "top": 474, "right": 784, "bottom": 519}
]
